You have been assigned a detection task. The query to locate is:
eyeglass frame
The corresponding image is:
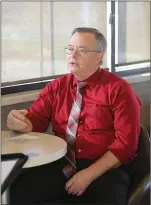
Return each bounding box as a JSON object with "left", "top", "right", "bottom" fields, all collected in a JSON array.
[{"left": 64, "top": 47, "right": 102, "bottom": 56}]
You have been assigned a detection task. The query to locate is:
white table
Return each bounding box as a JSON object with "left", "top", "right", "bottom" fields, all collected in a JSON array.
[{"left": 1, "top": 131, "right": 67, "bottom": 204}]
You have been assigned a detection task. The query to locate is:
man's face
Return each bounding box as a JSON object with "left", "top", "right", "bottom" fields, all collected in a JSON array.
[{"left": 66, "top": 32, "right": 103, "bottom": 77}]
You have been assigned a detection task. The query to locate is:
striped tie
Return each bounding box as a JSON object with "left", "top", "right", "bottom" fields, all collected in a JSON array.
[{"left": 63, "top": 82, "right": 87, "bottom": 178}]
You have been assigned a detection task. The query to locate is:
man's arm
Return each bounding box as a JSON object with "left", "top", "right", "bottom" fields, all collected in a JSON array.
[
  {"left": 86, "top": 81, "right": 141, "bottom": 180},
  {"left": 24, "top": 82, "right": 54, "bottom": 133},
  {"left": 7, "top": 82, "right": 55, "bottom": 133},
  {"left": 65, "top": 151, "right": 120, "bottom": 196},
  {"left": 84, "top": 151, "right": 120, "bottom": 181}
]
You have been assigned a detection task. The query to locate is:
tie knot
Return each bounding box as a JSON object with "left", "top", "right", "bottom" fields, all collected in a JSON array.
[{"left": 77, "top": 82, "right": 87, "bottom": 89}]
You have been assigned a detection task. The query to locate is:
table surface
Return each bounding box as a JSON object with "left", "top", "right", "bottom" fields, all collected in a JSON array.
[{"left": 1, "top": 131, "right": 67, "bottom": 168}]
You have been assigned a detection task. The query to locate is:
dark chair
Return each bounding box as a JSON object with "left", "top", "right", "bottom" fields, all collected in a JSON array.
[{"left": 127, "top": 124, "right": 150, "bottom": 205}]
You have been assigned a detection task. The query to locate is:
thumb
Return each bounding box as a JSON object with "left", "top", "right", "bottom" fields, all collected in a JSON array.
[{"left": 19, "top": 109, "right": 28, "bottom": 115}]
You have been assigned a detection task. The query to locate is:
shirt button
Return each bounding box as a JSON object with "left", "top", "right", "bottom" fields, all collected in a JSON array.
[
  {"left": 77, "top": 134, "right": 80, "bottom": 137},
  {"left": 79, "top": 120, "right": 82, "bottom": 124},
  {"left": 78, "top": 149, "right": 81, "bottom": 152}
]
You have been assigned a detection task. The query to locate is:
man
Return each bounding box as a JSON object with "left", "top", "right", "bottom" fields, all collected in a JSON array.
[{"left": 7, "top": 27, "right": 141, "bottom": 205}]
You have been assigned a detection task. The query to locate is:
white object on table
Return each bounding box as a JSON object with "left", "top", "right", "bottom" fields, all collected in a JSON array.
[{"left": 2, "top": 131, "right": 67, "bottom": 168}]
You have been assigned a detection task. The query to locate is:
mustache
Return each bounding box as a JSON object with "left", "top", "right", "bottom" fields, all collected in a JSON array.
[{"left": 69, "top": 60, "right": 78, "bottom": 64}]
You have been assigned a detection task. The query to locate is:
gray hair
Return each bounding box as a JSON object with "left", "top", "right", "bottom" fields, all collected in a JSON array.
[{"left": 71, "top": 27, "right": 107, "bottom": 53}]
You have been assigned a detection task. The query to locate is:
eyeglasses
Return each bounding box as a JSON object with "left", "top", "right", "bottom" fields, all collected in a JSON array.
[{"left": 64, "top": 47, "right": 101, "bottom": 56}]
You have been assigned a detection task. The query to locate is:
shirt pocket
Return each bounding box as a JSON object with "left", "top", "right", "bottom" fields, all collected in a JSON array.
[{"left": 84, "top": 104, "right": 113, "bottom": 131}]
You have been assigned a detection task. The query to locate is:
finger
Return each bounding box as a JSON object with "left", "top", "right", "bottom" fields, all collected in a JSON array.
[
  {"left": 7, "top": 121, "right": 14, "bottom": 130},
  {"left": 77, "top": 190, "right": 84, "bottom": 196},
  {"left": 8, "top": 114, "right": 26, "bottom": 126},
  {"left": 7, "top": 118, "right": 16, "bottom": 130},
  {"left": 12, "top": 118, "right": 27, "bottom": 130},
  {"left": 20, "top": 110, "right": 28, "bottom": 115},
  {"left": 68, "top": 185, "right": 77, "bottom": 194},
  {"left": 12, "top": 111, "right": 27, "bottom": 121},
  {"left": 65, "top": 179, "right": 73, "bottom": 191},
  {"left": 71, "top": 188, "right": 79, "bottom": 195}
]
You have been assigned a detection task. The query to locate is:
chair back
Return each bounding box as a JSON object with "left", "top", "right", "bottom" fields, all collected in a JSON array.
[{"left": 127, "top": 124, "right": 150, "bottom": 199}]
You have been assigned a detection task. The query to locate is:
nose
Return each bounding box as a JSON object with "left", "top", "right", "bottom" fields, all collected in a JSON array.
[{"left": 71, "top": 49, "right": 78, "bottom": 57}]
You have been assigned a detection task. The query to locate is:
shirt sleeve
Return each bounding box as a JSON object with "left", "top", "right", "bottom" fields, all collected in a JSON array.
[
  {"left": 108, "top": 81, "right": 141, "bottom": 164},
  {"left": 26, "top": 82, "right": 55, "bottom": 132}
]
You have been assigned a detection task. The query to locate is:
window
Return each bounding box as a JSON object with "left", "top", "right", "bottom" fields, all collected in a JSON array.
[
  {"left": 2, "top": 2, "right": 52, "bottom": 83},
  {"left": 2, "top": 2, "right": 107, "bottom": 94},
  {"left": 111, "top": 1, "right": 150, "bottom": 76},
  {"left": 1, "top": 2, "right": 150, "bottom": 94}
]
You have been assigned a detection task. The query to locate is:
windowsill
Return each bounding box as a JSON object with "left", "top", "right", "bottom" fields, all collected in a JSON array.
[
  {"left": 1, "top": 89, "right": 42, "bottom": 106},
  {"left": 1, "top": 73, "right": 150, "bottom": 106}
]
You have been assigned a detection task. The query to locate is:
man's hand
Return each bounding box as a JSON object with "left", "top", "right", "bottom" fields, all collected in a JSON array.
[
  {"left": 7, "top": 109, "right": 32, "bottom": 132},
  {"left": 65, "top": 169, "right": 93, "bottom": 196},
  {"left": 65, "top": 151, "right": 121, "bottom": 197}
]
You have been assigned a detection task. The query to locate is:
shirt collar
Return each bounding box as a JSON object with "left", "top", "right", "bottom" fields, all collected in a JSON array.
[{"left": 72, "top": 68, "right": 103, "bottom": 88}]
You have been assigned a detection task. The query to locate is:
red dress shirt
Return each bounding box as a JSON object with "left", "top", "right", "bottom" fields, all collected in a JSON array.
[{"left": 26, "top": 68, "right": 141, "bottom": 164}]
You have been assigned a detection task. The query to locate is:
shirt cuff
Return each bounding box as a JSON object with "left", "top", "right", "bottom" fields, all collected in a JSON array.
[{"left": 108, "top": 140, "right": 136, "bottom": 164}]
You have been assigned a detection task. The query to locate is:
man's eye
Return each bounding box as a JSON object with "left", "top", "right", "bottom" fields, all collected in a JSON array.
[
  {"left": 79, "top": 50, "right": 86, "bottom": 53},
  {"left": 69, "top": 48, "right": 74, "bottom": 51}
]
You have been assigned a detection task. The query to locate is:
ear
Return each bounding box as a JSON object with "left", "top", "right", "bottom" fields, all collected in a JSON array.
[
  {"left": 99, "top": 52, "right": 104, "bottom": 61},
  {"left": 97, "top": 52, "right": 104, "bottom": 64}
]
